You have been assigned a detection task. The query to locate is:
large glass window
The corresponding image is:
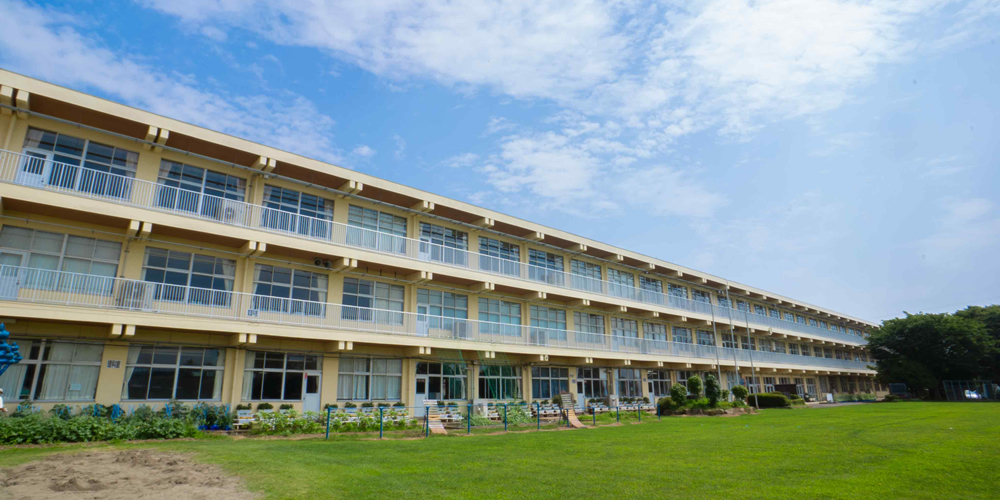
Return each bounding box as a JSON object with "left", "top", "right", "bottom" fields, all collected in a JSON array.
[
  {"left": 717, "top": 294, "right": 732, "bottom": 308},
  {"left": 639, "top": 276, "right": 664, "bottom": 303},
  {"left": 156, "top": 160, "right": 246, "bottom": 220},
  {"left": 692, "top": 290, "right": 712, "bottom": 304},
  {"left": 528, "top": 249, "right": 563, "bottom": 284},
  {"left": 531, "top": 366, "right": 569, "bottom": 399},
  {"left": 142, "top": 248, "right": 235, "bottom": 306},
  {"left": 530, "top": 305, "right": 566, "bottom": 344},
  {"left": 676, "top": 370, "right": 692, "bottom": 389},
  {"left": 696, "top": 330, "right": 715, "bottom": 346},
  {"left": 611, "top": 317, "right": 637, "bottom": 350},
  {"left": 0, "top": 340, "right": 101, "bottom": 401},
  {"left": 21, "top": 127, "right": 138, "bottom": 198},
  {"left": 570, "top": 259, "right": 602, "bottom": 292},
  {"left": 644, "top": 322, "right": 668, "bottom": 342},
  {"left": 479, "top": 298, "right": 522, "bottom": 336},
  {"left": 479, "top": 237, "right": 520, "bottom": 276},
  {"left": 252, "top": 265, "right": 328, "bottom": 316},
  {"left": 419, "top": 222, "right": 468, "bottom": 265},
  {"left": 608, "top": 268, "right": 634, "bottom": 298},
  {"left": 722, "top": 333, "right": 737, "bottom": 349},
  {"left": 672, "top": 326, "right": 693, "bottom": 344},
  {"left": 574, "top": 312, "right": 605, "bottom": 343},
  {"left": 0, "top": 226, "right": 121, "bottom": 294},
  {"left": 417, "top": 362, "right": 467, "bottom": 400},
  {"left": 667, "top": 283, "right": 687, "bottom": 299},
  {"left": 810, "top": 319, "right": 819, "bottom": 327},
  {"left": 243, "top": 351, "right": 321, "bottom": 401},
  {"left": 789, "top": 343, "right": 800, "bottom": 355},
  {"left": 648, "top": 369, "right": 671, "bottom": 397},
  {"left": 262, "top": 185, "right": 333, "bottom": 238},
  {"left": 784, "top": 312, "right": 795, "bottom": 322},
  {"left": 346, "top": 205, "right": 407, "bottom": 254},
  {"left": 417, "top": 289, "right": 468, "bottom": 332},
  {"left": 617, "top": 368, "right": 642, "bottom": 398},
  {"left": 122, "top": 346, "right": 225, "bottom": 400},
  {"left": 339, "top": 357, "right": 402, "bottom": 401},
  {"left": 576, "top": 367, "right": 608, "bottom": 399},
  {"left": 342, "top": 277, "right": 404, "bottom": 323},
  {"left": 754, "top": 305, "right": 766, "bottom": 315},
  {"left": 769, "top": 308, "right": 780, "bottom": 319},
  {"left": 478, "top": 365, "right": 521, "bottom": 400},
  {"left": 796, "top": 315, "right": 806, "bottom": 325}
]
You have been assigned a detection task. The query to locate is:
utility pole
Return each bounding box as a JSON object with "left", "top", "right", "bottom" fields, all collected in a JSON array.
[{"left": 725, "top": 282, "right": 758, "bottom": 409}]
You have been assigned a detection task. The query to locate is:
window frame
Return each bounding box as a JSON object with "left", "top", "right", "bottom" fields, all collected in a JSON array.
[
  {"left": 122, "top": 345, "right": 226, "bottom": 401},
  {"left": 0, "top": 339, "right": 102, "bottom": 402}
]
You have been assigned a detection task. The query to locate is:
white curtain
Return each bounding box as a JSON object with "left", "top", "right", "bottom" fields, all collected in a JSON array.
[
  {"left": 0, "top": 364, "right": 28, "bottom": 401},
  {"left": 67, "top": 365, "right": 99, "bottom": 400},
  {"left": 241, "top": 351, "right": 256, "bottom": 400},
  {"left": 37, "top": 364, "right": 71, "bottom": 400},
  {"left": 120, "top": 346, "right": 143, "bottom": 399},
  {"left": 338, "top": 374, "right": 353, "bottom": 401}
]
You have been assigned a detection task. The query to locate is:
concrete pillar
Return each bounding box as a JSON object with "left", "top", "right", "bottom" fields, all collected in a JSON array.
[
  {"left": 522, "top": 365, "right": 532, "bottom": 401},
  {"left": 94, "top": 342, "right": 129, "bottom": 405},
  {"left": 228, "top": 347, "right": 246, "bottom": 404},
  {"left": 321, "top": 355, "right": 339, "bottom": 407}
]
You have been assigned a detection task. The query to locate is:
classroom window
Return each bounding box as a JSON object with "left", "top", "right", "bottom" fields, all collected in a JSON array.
[
  {"left": 576, "top": 367, "right": 608, "bottom": 399},
  {"left": 417, "top": 289, "right": 469, "bottom": 331},
  {"left": 339, "top": 357, "right": 402, "bottom": 401},
  {"left": 696, "top": 330, "right": 715, "bottom": 346},
  {"left": 22, "top": 127, "right": 138, "bottom": 199},
  {"left": 478, "top": 365, "right": 522, "bottom": 400},
  {"left": 530, "top": 305, "right": 566, "bottom": 343},
  {"left": 341, "top": 278, "right": 404, "bottom": 323},
  {"left": 252, "top": 265, "right": 328, "bottom": 316},
  {"left": 479, "top": 237, "right": 520, "bottom": 276},
  {"left": 645, "top": 323, "right": 668, "bottom": 342},
  {"left": 419, "top": 222, "right": 469, "bottom": 265},
  {"left": 692, "top": 290, "right": 712, "bottom": 304},
  {"left": 262, "top": 185, "right": 334, "bottom": 238},
  {"left": 648, "top": 369, "right": 671, "bottom": 397},
  {"left": 156, "top": 160, "right": 246, "bottom": 220},
  {"left": 531, "top": 366, "right": 569, "bottom": 399},
  {"left": 122, "top": 346, "right": 225, "bottom": 401},
  {"left": 479, "top": 298, "right": 522, "bottom": 336},
  {"left": 528, "top": 249, "right": 563, "bottom": 284},
  {"left": 672, "top": 327, "right": 693, "bottom": 344},
  {"left": 617, "top": 368, "right": 642, "bottom": 398},
  {"left": 244, "top": 351, "right": 321, "bottom": 401},
  {"left": 142, "top": 248, "right": 235, "bottom": 306},
  {"left": 574, "top": 312, "right": 605, "bottom": 343},
  {"left": 417, "top": 362, "right": 467, "bottom": 400},
  {"left": 0, "top": 340, "right": 101, "bottom": 401},
  {"left": 0, "top": 226, "right": 121, "bottom": 295}
]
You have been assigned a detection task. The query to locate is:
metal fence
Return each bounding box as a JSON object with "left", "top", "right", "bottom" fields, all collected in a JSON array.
[{"left": 943, "top": 380, "right": 999, "bottom": 402}]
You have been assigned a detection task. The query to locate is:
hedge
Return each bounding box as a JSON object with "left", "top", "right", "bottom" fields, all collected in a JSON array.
[
  {"left": 0, "top": 414, "right": 198, "bottom": 445},
  {"left": 746, "top": 392, "right": 790, "bottom": 408}
]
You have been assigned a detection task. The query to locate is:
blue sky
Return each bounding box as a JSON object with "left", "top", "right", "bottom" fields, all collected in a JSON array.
[{"left": 1, "top": 0, "right": 997, "bottom": 322}]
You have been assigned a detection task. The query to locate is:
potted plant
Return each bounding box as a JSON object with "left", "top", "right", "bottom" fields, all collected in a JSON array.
[
  {"left": 393, "top": 401, "right": 405, "bottom": 408},
  {"left": 323, "top": 403, "right": 338, "bottom": 411},
  {"left": 256, "top": 402, "right": 274, "bottom": 411},
  {"left": 344, "top": 402, "right": 358, "bottom": 413},
  {"left": 279, "top": 403, "right": 294, "bottom": 411}
]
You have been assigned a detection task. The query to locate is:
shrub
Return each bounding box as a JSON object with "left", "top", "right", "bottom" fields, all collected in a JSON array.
[
  {"left": 670, "top": 384, "right": 688, "bottom": 408},
  {"left": 344, "top": 402, "right": 357, "bottom": 409},
  {"left": 750, "top": 392, "right": 790, "bottom": 408},
  {"left": 0, "top": 414, "right": 199, "bottom": 445},
  {"left": 323, "top": 403, "right": 338, "bottom": 410},
  {"left": 704, "top": 374, "right": 721, "bottom": 408},
  {"left": 235, "top": 404, "right": 252, "bottom": 411},
  {"left": 256, "top": 402, "right": 274, "bottom": 411},
  {"left": 551, "top": 394, "right": 562, "bottom": 406},
  {"left": 883, "top": 394, "right": 900, "bottom": 402},
  {"left": 363, "top": 402, "right": 376, "bottom": 408},
  {"left": 641, "top": 397, "right": 650, "bottom": 404},
  {"left": 48, "top": 404, "right": 73, "bottom": 420},
  {"left": 657, "top": 397, "right": 672, "bottom": 415},
  {"left": 721, "top": 389, "right": 730, "bottom": 401},
  {"left": 393, "top": 402, "right": 405, "bottom": 407},
  {"left": 731, "top": 385, "right": 748, "bottom": 403},
  {"left": 279, "top": 404, "right": 294, "bottom": 410},
  {"left": 687, "top": 376, "right": 703, "bottom": 399}
]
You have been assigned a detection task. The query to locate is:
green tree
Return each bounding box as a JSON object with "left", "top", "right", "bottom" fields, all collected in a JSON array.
[
  {"left": 731, "top": 385, "right": 748, "bottom": 404},
  {"left": 687, "top": 375, "right": 703, "bottom": 399},
  {"left": 669, "top": 383, "right": 687, "bottom": 408},
  {"left": 954, "top": 305, "right": 1000, "bottom": 381},
  {"left": 704, "top": 374, "right": 721, "bottom": 407},
  {"left": 868, "top": 310, "right": 997, "bottom": 399}
]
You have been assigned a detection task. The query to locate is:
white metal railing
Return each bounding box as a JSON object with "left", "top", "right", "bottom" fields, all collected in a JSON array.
[
  {"left": 0, "top": 149, "right": 868, "bottom": 345},
  {"left": 0, "top": 265, "right": 872, "bottom": 371}
]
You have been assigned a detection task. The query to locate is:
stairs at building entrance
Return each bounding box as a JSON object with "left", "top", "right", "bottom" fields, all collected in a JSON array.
[{"left": 560, "top": 392, "right": 585, "bottom": 428}]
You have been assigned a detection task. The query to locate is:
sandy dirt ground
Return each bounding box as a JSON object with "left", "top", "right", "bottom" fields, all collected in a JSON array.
[{"left": 0, "top": 449, "right": 255, "bottom": 499}]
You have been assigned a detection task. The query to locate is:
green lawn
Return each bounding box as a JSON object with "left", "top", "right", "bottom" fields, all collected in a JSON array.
[{"left": 3, "top": 403, "right": 997, "bottom": 499}]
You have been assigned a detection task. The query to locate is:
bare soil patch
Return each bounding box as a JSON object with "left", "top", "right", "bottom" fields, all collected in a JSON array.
[{"left": 1, "top": 449, "right": 255, "bottom": 499}]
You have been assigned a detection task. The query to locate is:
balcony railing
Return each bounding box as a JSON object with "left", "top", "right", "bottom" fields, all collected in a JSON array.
[
  {"left": 0, "top": 149, "right": 868, "bottom": 345},
  {"left": 0, "top": 265, "right": 872, "bottom": 371}
]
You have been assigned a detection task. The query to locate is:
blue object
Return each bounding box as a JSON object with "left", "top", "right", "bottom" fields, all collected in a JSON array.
[{"left": 0, "top": 323, "right": 23, "bottom": 378}]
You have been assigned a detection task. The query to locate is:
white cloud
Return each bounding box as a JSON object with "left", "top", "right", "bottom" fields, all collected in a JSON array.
[
  {"left": 443, "top": 152, "right": 479, "bottom": 168},
  {"left": 352, "top": 145, "right": 377, "bottom": 158},
  {"left": 392, "top": 134, "right": 406, "bottom": 160},
  {"left": 483, "top": 116, "right": 516, "bottom": 136},
  {"left": 199, "top": 25, "right": 228, "bottom": 42},
  {"left": 0, "top": 0, "right": 343, "bottom": 164}
]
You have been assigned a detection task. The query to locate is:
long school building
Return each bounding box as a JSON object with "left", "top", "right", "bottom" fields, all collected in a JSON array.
[{"left": 0, "top": 70, "right": 881, "bottom": 414}]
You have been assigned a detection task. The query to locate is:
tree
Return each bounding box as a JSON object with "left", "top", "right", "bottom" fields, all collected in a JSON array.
[
  {"left": 669, "top": 383, "right": 687, "bottom": 408},
  {"left": 731, "top": 385, "right": 748, "bottom": 404},
  {"left": 687, "top": 375, "right": 703, "bottom": 399},
  {"left": 954, "top": 305, "right": 1000, "bottom": 381},
  {"left": 868, "top": 310, "right": 998, "bottom": 399},
  {"left": 704, "top": 374, "right": 721, "bottom": 407}
]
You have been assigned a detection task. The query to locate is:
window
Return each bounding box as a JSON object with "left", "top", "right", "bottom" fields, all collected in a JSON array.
[
  {"left": 819, "top": 320, "right": 828, "bottom": 329},
  {"left": 672, "top": 326, "right": 693, "bottom": 344},
  {"left": 696, "top": 330, "right": 715, "bottom": 346},
  {"left": 528, "top": 249, "right": 563, "bottom": 284},
  {"left": 244, "top": 351, "right": 321, "bottom": 401},
  {"left": 796, "top": 315, "right": 806, "bottom": 324},
  {"left": 22, "top": 127, "right": 138, "bottom": 198},
  {"left": 478, "top": 365, "right": 521, "bottom": 399},
  {"left": 722, "top": 333, "right": 737, "bottom": 349},
  {"left": 769, "top": 308, "right": 779, "bottom": 319},
  {"left": 0, "top": 340, "right": 101, "bottom": 401},
  {"left": 479, "top": 298, "right": 522, "bottom": 336},
  {"left": 757, "top": 338, "right": 772, "bottom": 352},
  {"left": 648, "top": 369, "right": 671, "bottom": 397},
  {"left": 789, "top": 343, "right": 799, "bottom": 355},
  {"left": 784, "top": 312, "right": 794, "bottom": 322},
  {"left": 156, "top": 160, "right": 246, "bottom": 220},
  {"left": 645, "top": 323, "right": 668, "bottom": 342},
  {"left": 835, "top": 350, "right": 844, "bottom": 360},
  {"left": 639, "top": 276, "right": 664, "bottom": 303},
  {"left": 530, "top": 305, "right": 566, "bottom": 343},
  {"left": 809, "top": 319, "right": 818, "bottom": 327},
  {"left": 479, "top": 237, "right": 520, "bottom": 276},
  {"left": 342, "top": 278, "right": 404, "bottom": 323},
  {"left": 824, "top": 348, "right": 833, "bottom": 359},
  {"left": 338, "top": 357, "right": 402, "bottom": 400},
  {"left": 574, "top": 312, "right": 605, "bottom": 343},
  {"left": 617, "top": 368, "right": 642, "bottom": 398},
  {"left": 773, "top": 341, "right": 786, "bottom": 354},
  {"left": 576, "top": 367, "right": 607, "bottom": 399},
  {"left": 608, "top": 268, "right": 634, "bottom": 297},
  {"left": 664, "top": 283, "right": 685, "bottom": 298},
  {"left": 717, "top": 294, "right": 732, "bottom": 308},
  {"left": 252, "top": 265, "right": 328, "bottom": 316},
  {"left": 754, "top": 305, "right": 766, "bottom": 315},
  {"left": 611, "top": 318, "right": 638, "bottom": 337},
  {"left": 570, "top": 259, "right": 602, "bottom": 292},
  {"left": 531, "top": 366, "right": 569, "bottom": 399},
  {"left": 262, "top": 185, "right": 333, "bottom": 238},
  {"left": 122, "top": 346, "right": 224, "bottom": 400},
  {"left": 676, "top": 370, "right": 692, "bottom": 389},
  {"left": 692, "top": 290, "right": 712, "bottom": 304},
  {"left": 763, "top": 377, "right": 776, "bottom": 392},
  {"left": 142, "top": 248, "right": 235, "bottom": 306},
  {"left": 420, "top": 222, "right": 468, "bottom": 265},
  {"left": 417, "top": 289, "right": 468, "bottom": 330},
  {"left": 736, "top": 301, "right": 749, "bottom": 312},
  {"left": 0, "top": 226, "right": 121, "bottom": 294},
  {"left": 417, "top": 362, "right": 467, "bottom": 400},
  {"left": 346, "top": 205, "right": 407, "bottom": 254}
]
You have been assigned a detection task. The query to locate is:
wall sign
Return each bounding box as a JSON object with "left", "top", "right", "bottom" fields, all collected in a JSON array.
[{"left": 106, "top": 360, "right": 121, "bottom": 369}]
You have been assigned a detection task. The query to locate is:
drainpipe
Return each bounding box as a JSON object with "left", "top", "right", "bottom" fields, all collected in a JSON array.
[{"left": 725, "top": 282, "right": 758, "bottom": 409}]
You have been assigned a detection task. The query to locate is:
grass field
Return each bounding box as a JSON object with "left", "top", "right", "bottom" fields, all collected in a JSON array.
[{"left": 2, "top": 403, "right": 997, "bottom": 499}]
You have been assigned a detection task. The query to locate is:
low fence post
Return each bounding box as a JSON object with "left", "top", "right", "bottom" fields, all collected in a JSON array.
[
  {"left": 379, "top": 407, "right": 384, "bottom": 439},
  {"left": 616, "top": 406, "right": 620, "bottom": 423},
  {"left": 657, "top": 404, "right": 661, "bottom": 420},
  {"left": 325, "top": 407, "right": 331, "bottom": 440},
  {"left": 638, "top": 406, "right": 642, "bottom": 422},
  {"left": 424, "top": 407, "right": 429, "bottom": 437},
  {"left": 467, "top": 404, "right": 472, "bottom": 434},
  {"left": 503, "top": 403, "right": 508, "bottom": 432},
  {"left": 535, "top": 403, "right": 540, "bottom": 431},
  {"left": 593, "top": 409, "right": 596, "bottom": 426}
]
